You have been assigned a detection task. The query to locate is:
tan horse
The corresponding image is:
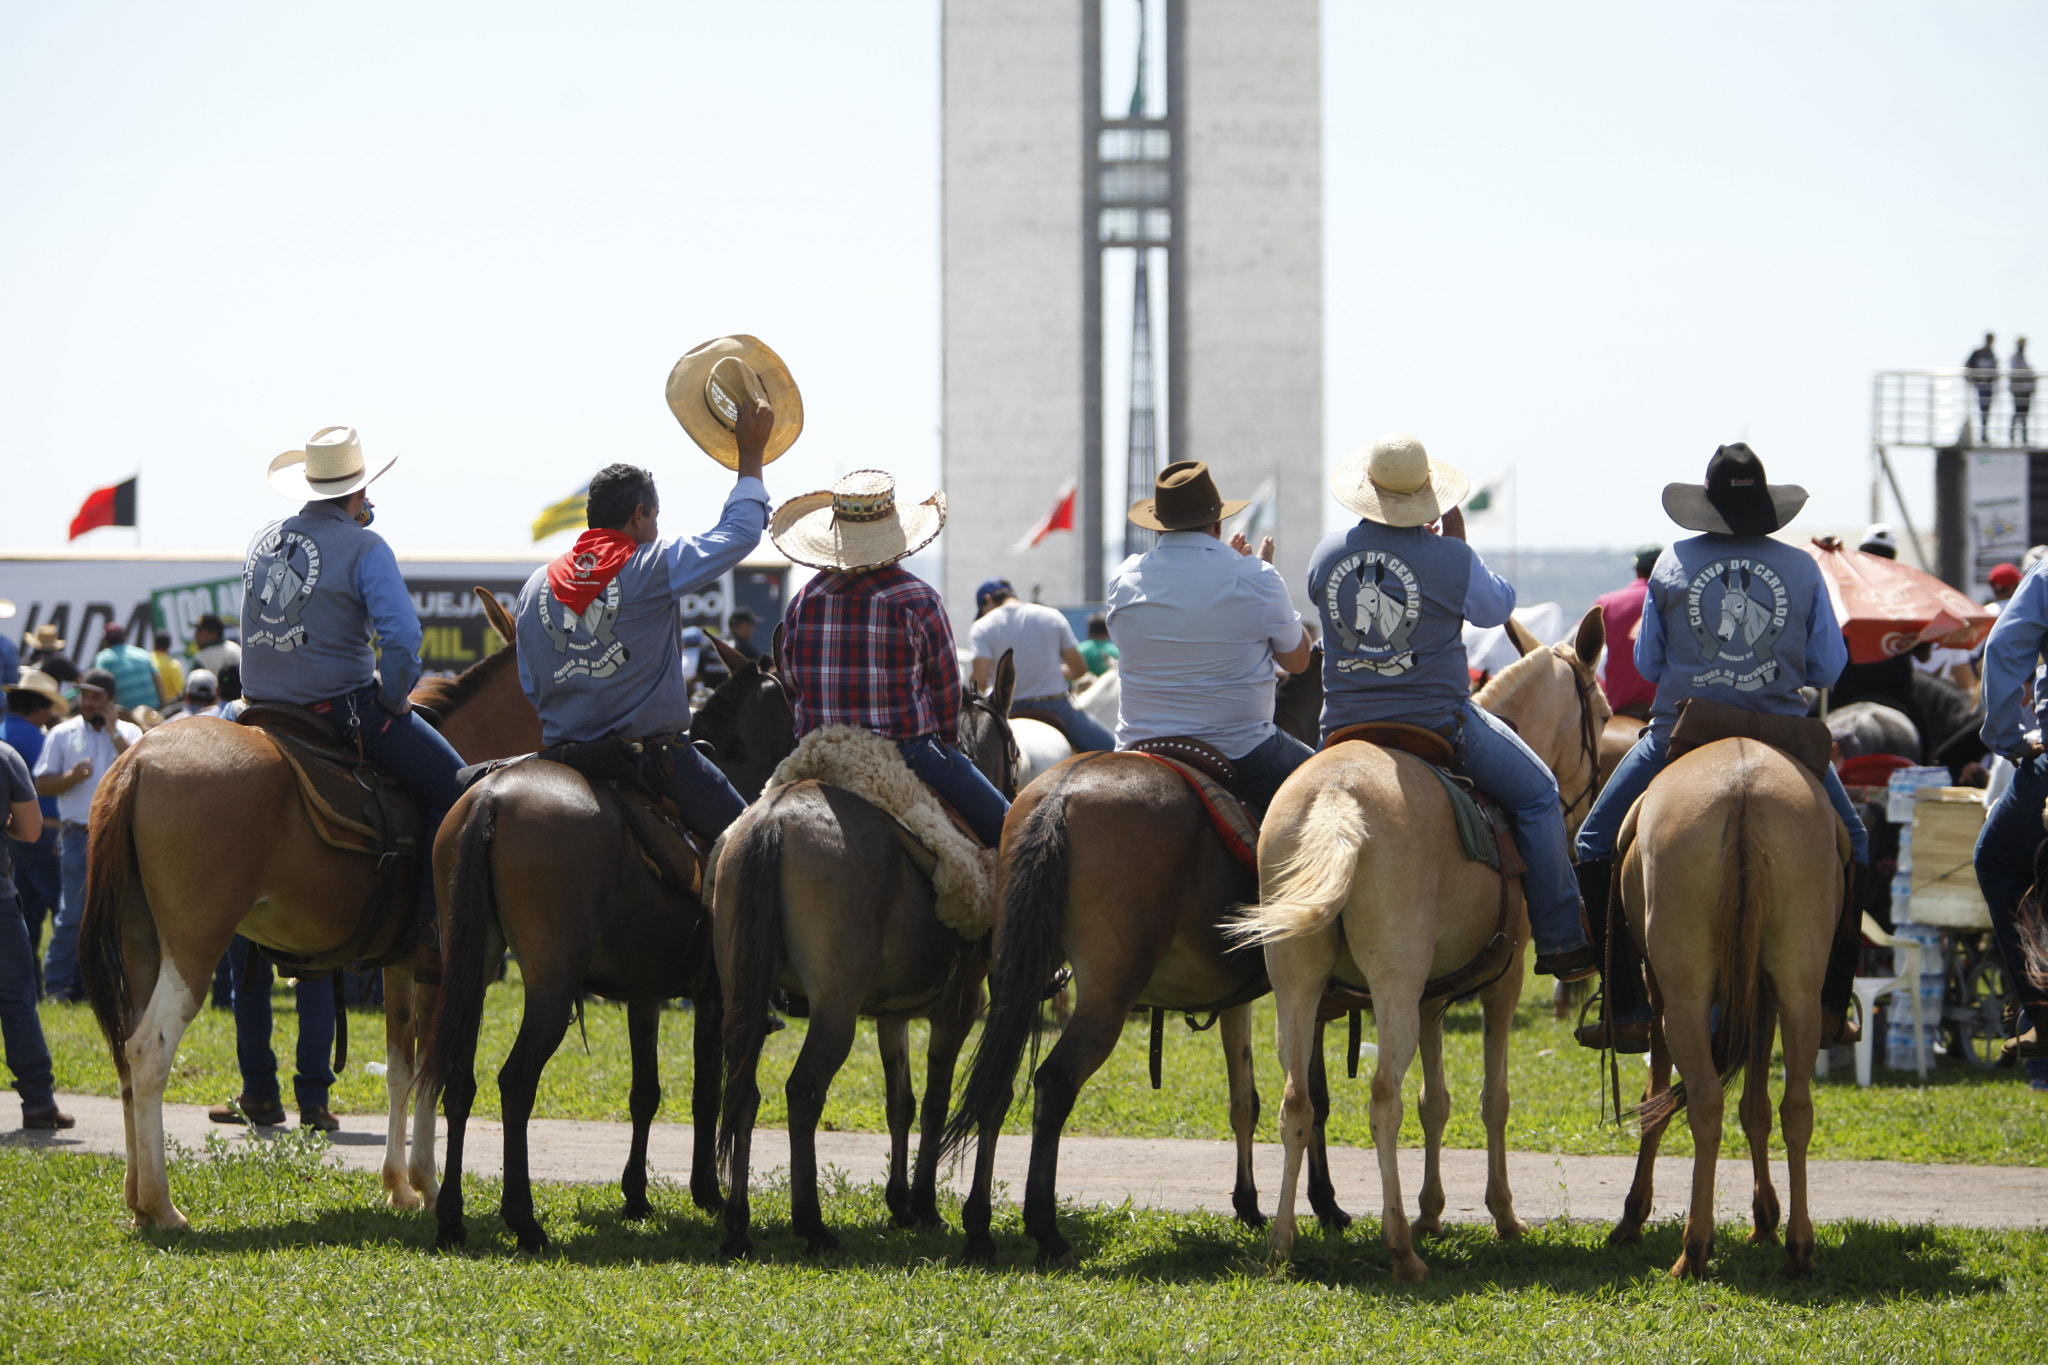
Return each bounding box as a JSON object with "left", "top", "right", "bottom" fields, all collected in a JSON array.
[
  {"left": 1236, "top": 610, "right": 1608, "bottom": 1282},
  {"left": 1605, "top": 738, "right": 1846, "bottom": 1279},
  {"left": 79, "top": 599, "right": 539, "bottom": 1230}
]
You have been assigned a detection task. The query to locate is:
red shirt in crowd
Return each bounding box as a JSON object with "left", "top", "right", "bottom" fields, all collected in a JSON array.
[
  {"left": 782, "top": 565, "right": 962, "bottom": 741},
  {"left": 1596, "top": 576, "right": 1656, "bottom": 713}
]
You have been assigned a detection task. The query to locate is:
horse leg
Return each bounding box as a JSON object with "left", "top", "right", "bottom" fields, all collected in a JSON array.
[
  {"left": 379, "top": 965, "right": 424, "bottom": 1212},
  {"left": 434, "top": 990, "right": 479, "bottom": 1251},
  {"left": 785, "top": 996, "right": 858, "bottom": 1254},
  {"left": 497, "top": 978, "right": 575, "bottom": 1254},
  {"left": 1478, "top": 951, "right": 1527, "bottom": 1240},
  {"left": 1610, "top": 1009, "right": 1672, "bottom": 1245},
  {"left": 1369, "top": 988, "right": 1428, "bottom": 1284},
  {"left": 875, "top": 1017, "right": 917, "bottom": 1227},
  {"left": 1220, "top": 1002, "right": 1265, "bottom": 1229},
  {"left": 1742, "top": 1001, "right": 1781, "bottom": 1245},
  {"left": 125, "top": 954, "right": 208, "bottom": 1229},
  {"left": 960, "top": 1094, "right": 1011, "bottom": 1263},
  {"left": 621, "top": 998, "right": 662, "bottom": 1221},
  {"left": 1412, "top": 1005, "right": 1451, "bottom": 1239},
  {"left": 908, "top": 977, "right": 979, "bottom": 1231},
  {"left": 1663, "top": 994, "right": 1722, "bottom": 1279},
  {"left": 406, "top": 976, "right": 442, "bottom": 1210},
  {"left": 1263, "top": 935, "right": 1336, "bottom": 1272},
  {"left": 1304, "top": 1020, "right": 1352, "bottom": 1231},
  {"left": 1779, "top": 995, "right": 1820, "bottom": 1277},
  {"left": 689, "top": 974, "right": 724, "bottom": 1213},
  {"left": 1021, "top": 996, "right": 1127, "bottom": 1267}
]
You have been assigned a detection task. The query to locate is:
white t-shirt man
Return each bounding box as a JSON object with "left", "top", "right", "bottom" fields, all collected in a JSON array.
[
  {"left": 969, "top": 599, "right": 1080, "bottom": 702},
  {"left": 34, "top": 713, "right": 143, "bottom": 824},
  {"left": 195, "top": 639, "right": 243, "bottom": 676}
]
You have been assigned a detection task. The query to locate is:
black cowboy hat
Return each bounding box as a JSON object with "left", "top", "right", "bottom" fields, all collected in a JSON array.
[{"left": 1661, "top": 443, "right": 1808, "bottom": 536}]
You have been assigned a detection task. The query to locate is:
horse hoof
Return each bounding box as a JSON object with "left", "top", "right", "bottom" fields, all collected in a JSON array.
[
  {"left": 960, "top": 1237, "right": 998, "bottom": 1266},
  {"left": 1234, "top": 1205, "right": 1269, "bottom": 1230},
  {"left": 1390, "top": 1253, "right": 1429, "bottom": 1286},
  {"left": 138, "top": 1206, "right": 189, "bottom": 1233},
  {"left": 1037, "top": 1248, "right": 1077, "bottom": 1273},
  {"left": 914, "top": 1211, "right": 949, "bottom": 1233},
  {"left": 1264, "top": 1252, "right": 1297, "bottom": 1279},
  {"left": 387, "top": 1186, "right": 424, "bottom": 1213},
  {"left": 719, "top": 1236, "right": 753, "bottom": 1262},
  {"left": 1747, "top": 1227, "right": 1780, "bottom": 1246},
  {"left": 435, "top": 1222, "right": 468, "bottom": 1251},
  {"left": 1494, "top": 1218, "right": 1528, "bottom": 1242},
  {"left": 1607, "top": 1222, "right": 1643, "bottom": 1247},
  {"left": 691, "top": 1186, "right": 726, "bottom": 1215},
  {"left": 515, "top": 1228, "right": 551, "bottom": 1255},
  {"left": 890, "top": 1210, "right": 918, "bottom": 1230},
  {"left": 1669, "top": 1252, "right": 1710, "bottom": 1280},
  {"left": 1412, "top": 1219, "right": 1444, "bottom": 1241},
  {"left": 622, "top": 1199, "right": 652, "bottom": 1223},
  {"left": 804, "top": 1229, "right": 840, "bottom": 1256}
]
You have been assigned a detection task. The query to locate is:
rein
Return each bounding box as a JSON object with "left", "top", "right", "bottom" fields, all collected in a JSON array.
[
  {"left": 962, "top": 692, "right": 1021, "bottom": 800},
  {"left": 1558, "top": 664, "right": 1607, "bottom": 824}
]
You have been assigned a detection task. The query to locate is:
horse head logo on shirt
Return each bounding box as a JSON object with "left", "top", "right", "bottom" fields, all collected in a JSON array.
[
  {"left": 243, "top": 529, "right": 322, "bottom": 652},
  {"left": 1684, "top": 557, "right": 1791, "bottom": 692},
  {"left": 538, "top": 576, "right": 627, "bottom": 681},
  {"left": 1325, "top": 550, "right": 1422, "bottom": 675}
]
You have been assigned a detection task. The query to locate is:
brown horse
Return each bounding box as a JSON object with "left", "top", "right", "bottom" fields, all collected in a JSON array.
[
  {"left": 424, "top": 641, "right": 801, "bottom": 1252},
  {"left": 1236, "top": 610, "right": 1608, "bottom": 1282},
  {"left": 939, "top": 658, "right": 1346, "bottom": 1267},
  {"left": 78, "top": 611, "right": 539, "bottom": 1231},
  {"left": 712, "top": 657, "right": 1019, "bottom": 1259},
  {"left": 1604, "top": 738, "right": 1846, "bottom": 1279}
]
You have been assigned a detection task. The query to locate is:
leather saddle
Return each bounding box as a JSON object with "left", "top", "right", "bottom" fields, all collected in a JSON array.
[
  {"left": 1324, "top": 720, "right": 1454, "bottom": 768},
  {"left": 1123, "top": 738, "right": 1259, "bottom": 870},
  {"left": 238, "top": 703, "right": 422, "bottom": 860},
  {"left": 1127, "top": 735, "right": 1238, "bottom": 788},
  {"left": 1668, "top": 697, "right": 1834, "bottom": 779}
]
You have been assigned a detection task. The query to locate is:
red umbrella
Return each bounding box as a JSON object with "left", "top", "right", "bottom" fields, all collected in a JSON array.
[{"left": 1805, "top": 536, "right": 1996, "bottom": 664}]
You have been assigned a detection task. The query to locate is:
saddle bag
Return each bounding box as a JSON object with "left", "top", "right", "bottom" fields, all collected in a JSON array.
[{"left": 1667, "top": 698, "right": 1834, "bottom": 780}]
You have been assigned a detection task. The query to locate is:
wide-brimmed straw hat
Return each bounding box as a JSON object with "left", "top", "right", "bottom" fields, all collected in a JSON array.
[
  {"left": 1329, "top": 433, "right": 1471, "bottom": 528},
  {"left": 1661, "top": 443, "right": 1807, "bottom": 536},
  {"left": 266, "top": 426, "right": 396, "bottom": 500},
  {"left": 4, "top": 668, "right": 69, "bottom": 718},
  {"left": 666, "top": 336, "right": 805, "bottom": 470},
  {"left": 27, "top": 623, "right": 64, "bottom": 652},
  {"left": 1128, "top": 461, "right": 1248, "bottom": 532},
  {"left": 770, "top": 470, "right": 945, "bottom": 572}
]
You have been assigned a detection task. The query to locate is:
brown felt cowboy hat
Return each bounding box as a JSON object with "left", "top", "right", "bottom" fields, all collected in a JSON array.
[
  {"left": 1329, "top": 433, "right": 1470, "bottom": 528},
  {"left": 1662, "top": 443, "right": 1808, "bottom": 536},
  {"left": 771, "top": 469, "right": 946, "bottom": 572},
  {"left": 666, "top": 335, "right": 805, "bottom": 470},
  {"left": 1128, "top": 461, "right": 1248, "bottom": 532}
]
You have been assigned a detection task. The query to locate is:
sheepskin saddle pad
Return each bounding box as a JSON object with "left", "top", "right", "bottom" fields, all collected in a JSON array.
[{"left": 762, "top": 725, "right": 996, "bottom": 938}]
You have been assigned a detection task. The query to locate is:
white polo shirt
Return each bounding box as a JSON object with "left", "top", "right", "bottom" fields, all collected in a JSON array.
[
  {"left": 33, "top": 713, "right": 142, "bottom": 824},
  {"left": 968, "top": 600, "right": 1078, "bottom": 702},
  {"left": 1106, "top": 531, "right": 1304, "bottom": 757}
]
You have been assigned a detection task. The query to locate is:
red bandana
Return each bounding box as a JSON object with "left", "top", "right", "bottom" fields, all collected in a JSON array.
[{"left": 546, "top": 529, "right": 637, "bottom": 616}]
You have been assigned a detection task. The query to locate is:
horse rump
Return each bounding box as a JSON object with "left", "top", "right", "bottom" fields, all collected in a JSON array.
[
  {"left": 1229, "top": 786, "right": 1366, "bottom": 947},
  {"left": 716, "top": 812, "right": 787, "bottom": 1167},
  {"left": 79, "top": 750, "right": 145, "bottom": 1072}
]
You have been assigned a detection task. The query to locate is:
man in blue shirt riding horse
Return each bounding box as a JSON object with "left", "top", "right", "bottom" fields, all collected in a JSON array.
[{"left": 1972, "top": 560, "right": 2048, "bottom": 1061}]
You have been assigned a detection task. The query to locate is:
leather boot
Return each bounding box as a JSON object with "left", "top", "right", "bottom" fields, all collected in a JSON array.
[
  {"left": 1820, "top": 864, "right": 1873, "bottom": 1047},
  {"left": 1571, "top": 858, "right": 1652, "bottom": 1053}
]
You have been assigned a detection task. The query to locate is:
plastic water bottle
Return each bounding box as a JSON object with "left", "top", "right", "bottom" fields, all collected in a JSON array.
[{"left": 364, "top": 1061, "right": 388, "bottom": 1076}]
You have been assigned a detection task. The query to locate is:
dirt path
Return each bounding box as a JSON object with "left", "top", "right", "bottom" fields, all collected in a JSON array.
[{"left": 11, "top": 1094, "right": 2045, "bottom": 1230}]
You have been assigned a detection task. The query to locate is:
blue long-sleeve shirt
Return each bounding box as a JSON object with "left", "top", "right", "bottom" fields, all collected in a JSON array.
[
  {"left": 1979, "top": 564, "right": 2048, "bottom": 758},
  {"left": 240, "top": 501, "right": 424, "bottom": 710}
]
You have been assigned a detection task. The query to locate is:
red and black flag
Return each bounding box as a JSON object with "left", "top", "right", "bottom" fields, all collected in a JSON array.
[{"left": 69, "top": 477, "right": 137, "bottom": 540}]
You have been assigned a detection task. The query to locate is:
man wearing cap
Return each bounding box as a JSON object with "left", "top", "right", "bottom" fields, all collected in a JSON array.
[
  {"left": 1109, "top": 461, "right": 1314, "bottom": 815},
  {"left": 777, "top": 470, "right": 1010, "bottom": 846},
  {"left": 514, "top": 409, "right": 772, "bottom": 845},
  {"left": 1313, "top": 434, "right": 1596, "bottom": 982},
  {"left": 31, "top": 668, "right": 140, "bottom": 1001},
  {"left": 1593, "top": 545, "right": 1662, "bottom": 719},
  {"left": 92, "top": 623, "right": 163, "bottom": 712},
  {"left": 241, "top": 426, "right": 465, "bottom": 933},
  {"left": 1, "top": 734, "right": 71, "bottom": 1128},
  {"left": 192, "top": 614, "right": 242, "bottom": 688},
  {"left": 2, "top": 671, "right": 65, "bottom": 993},
  {"left": 1972, "top": 555, "right": 2048, "bottom": 1061},
  {"left": 969, "top": 580, "right": 1113, "bottom": 755},
  {"left": 166, "top": 670, "right": 236, "bottom": 722},
  {"left": 1572, "top": 443, "right": 1870, "bottom": 1053}
]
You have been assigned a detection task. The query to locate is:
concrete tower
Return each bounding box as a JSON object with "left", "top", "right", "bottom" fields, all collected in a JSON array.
[{"left": 941, "top": 0, "right": 1322, "bottom": 630}]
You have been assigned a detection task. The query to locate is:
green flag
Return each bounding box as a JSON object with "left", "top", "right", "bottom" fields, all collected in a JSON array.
[{"left": 531, "top": 485, "right": 588, "bottom": 542}]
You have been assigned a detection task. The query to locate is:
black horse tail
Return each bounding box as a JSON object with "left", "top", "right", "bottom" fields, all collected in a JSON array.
[
  {"left": 716, "top": 812, "right": 786, "bottom": 1168},
  {"left": 80, "top": 750, "right": 145, "bottom": 1077},
  {"left": 423, "top": 787, "right": 498, "bottom": 1099},
  {"left": 939, "top": 787, "right": 1071, "bottom": 1161}
]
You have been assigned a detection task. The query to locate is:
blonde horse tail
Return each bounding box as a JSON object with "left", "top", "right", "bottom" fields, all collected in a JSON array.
[
  {"left": 80, "top": 750, "right": 145, "bottom": 1079},
  {"left": 1232, "top": 786, "right": 1366, "bottom": 946}
]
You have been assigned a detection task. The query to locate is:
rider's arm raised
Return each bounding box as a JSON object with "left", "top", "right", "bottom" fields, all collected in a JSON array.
[{"left": 658, "top": 400, "right": 772, "bottom": 598}]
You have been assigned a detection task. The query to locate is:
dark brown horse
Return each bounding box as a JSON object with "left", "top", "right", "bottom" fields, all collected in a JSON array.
[
  {"left": 939, "top": 658, "right": 1344, "bottom": 1266},
  {"left": 712, "top": 657, "right": 1019, "bottom": 1259},
  {"left": 78, "top": 604, "right": 539, "bottom": 1230},
  {"left": 425, "top": 636, "right": 802, "bottom": 1251}
]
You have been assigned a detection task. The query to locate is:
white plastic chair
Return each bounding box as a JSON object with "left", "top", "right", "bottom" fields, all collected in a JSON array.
[{"left": 1814, "top": 912, "right": 1928, "bottom": 1086}]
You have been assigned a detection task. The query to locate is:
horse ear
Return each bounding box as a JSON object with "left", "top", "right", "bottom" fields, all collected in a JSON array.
[
  {"left": 708, "top": 632, "right": 749, "bottom": 677},
  {"left": 1571, "top": 606, "right": 1604, "bottom": 668},
  {"left": 474, "top": 587, "right": 516, "bottom": 646},
  {"left": 771, "top": 621, "right": 788, "bottom": 677},
  {"left": 1505, "top": 615, "right": 1541, "bottom": 657},
  {"left": 992, "top": 648, "right": 1017, "bottom": 713}
]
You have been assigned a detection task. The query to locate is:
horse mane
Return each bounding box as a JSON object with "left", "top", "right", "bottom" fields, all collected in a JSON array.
[
  {"left": 1472, "top": 642, "right": 1560, "bottom": 714},
  {"left": 414, "top": 642, "right": 520, "bottom": 718},
  {"left": 690, "top": 656, "right": 763, "bottom": 738}
]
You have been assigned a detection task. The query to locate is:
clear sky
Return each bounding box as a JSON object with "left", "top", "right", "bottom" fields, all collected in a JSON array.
[{"left": 2, "top": 2, "right": 2041, "bottom": 567}]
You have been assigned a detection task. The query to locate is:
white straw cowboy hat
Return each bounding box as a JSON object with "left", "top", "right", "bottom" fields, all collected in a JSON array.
[
  {"left": 1330, "top": 433, "right": 1471, "bottom": 528},
  {"left": 666, "top": 335, "right": 805, "bottom": 470},
  {"left": 266, "top": 426, "right": 396, "bottom": 500},
  {"left": 27, "top": 623, "right": 64, "bottom": 652},
  {"left": 4, "top": 668, "right": 69, "bottom": 719},
  {"left": 770, "top": 470, "right": 946, "bottom": 572}
]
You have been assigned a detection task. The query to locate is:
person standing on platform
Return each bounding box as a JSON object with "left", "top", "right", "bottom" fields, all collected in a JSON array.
[
  {"left": 2011, "top": 337, "right": 2034, "bottom": 446},
  {"left": 1967, "top": 333, "right": 2000, "bottom": 443},
  {"left": 1593, "top": 544, "right": 1661, "bottom": 719}
]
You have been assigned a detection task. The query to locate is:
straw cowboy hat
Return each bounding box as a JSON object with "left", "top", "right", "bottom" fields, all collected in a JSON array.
[
  {"left": 0, "top": 598, "right": 13, "bottom": 621},
  {"left": 27, "top": 623, "right": 64, "bottom": 653},
  {"left": 1329, "top": 433, "right": 1471, "bottom": 528},
  {"left": 4, "top": 668, "right": 69, "bottom": 719},
  {"left": 266, "top": 426, "right": 395, "bottom": 500},
  {"left": 1662, "top": 443, "right": 1807, "bottom": 536},
  {"left": 666, "top": 335, "right": 804, "bottom": 470},
  {"left": 1128, "top": 461, "right": 1248, "bottom": 532},
  {"left": 770, "top": 470, "right": 945, "bottom": 572}
]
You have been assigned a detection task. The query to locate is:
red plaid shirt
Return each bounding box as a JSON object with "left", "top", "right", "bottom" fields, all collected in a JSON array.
[{"left": 783, "top": 566, "right": 962, "bottom": 741}]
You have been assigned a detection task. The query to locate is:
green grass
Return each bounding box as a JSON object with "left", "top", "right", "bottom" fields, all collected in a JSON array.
[
  {"left": 1, "top": 1145, "right": 2044, "bottom": 1363},
  {"left": 40, "top": 963, "right": 2048, "bottom": 1165}
]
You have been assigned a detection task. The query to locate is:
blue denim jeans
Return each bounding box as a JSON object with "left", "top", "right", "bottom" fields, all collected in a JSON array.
[
  {"left": 640, "top": 741, "right": 747, "bottom": 844},
  {"left": 1229, "top": 729, "right": 1316, "bottom": 818},
  {"left": 0, "top": 893, "right": 56, "bottom": 1112},
  {"left": 1446, "top": 701, "right": 1587, "bottom": 957},
  {"left": 40, "top": 821, "right": 89, "bottom": 1002},
  {"left": 228, "top": 935, "right": 336, "bottom": 1113},
  {"left": 323, "top": 687, "right": 466, "bottom": 918},
  {"left": 1974, "top": 751, "right": 2048, "bottom": 1040},
  {"left": 897, "top": 734, "right": 1012, "bottom": 847},
  {"left": 1013, "top": 694, "right": 1115, "bottom": 755},
  {"left": 1575, "top": 731, "right": 1871, "bottom": 866},
  {"left": 9, "top": 827, "right": 59, "bottom": 996}
]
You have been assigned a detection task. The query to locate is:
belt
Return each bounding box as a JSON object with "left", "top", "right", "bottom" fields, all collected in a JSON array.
[
  {"left": 1016, "top": 694, "right": 1070, "bottom": 706},
  {"left": 61, "top": 820, "right": 89, "bottom": 833}
]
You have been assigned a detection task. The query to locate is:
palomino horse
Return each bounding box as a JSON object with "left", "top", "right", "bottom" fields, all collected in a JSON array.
[
  {"left": 713, "top": 657, "right": 1019, "bottom": 1258},
  {"left": 1604, "top": 738, "right": 1846, "bottom": 1279},
  {"left": 1236, "top": 610, "right": 1609, "bottom": 1281},
  {"left": 940, "top": 657, "right": 1344, "bottom": 1267},
  {"left": 78, "top": 599, "right": 539, "bottom": 1231},
  {"left": 425, "top": 638, "right": 803, "bottom": 1251}
]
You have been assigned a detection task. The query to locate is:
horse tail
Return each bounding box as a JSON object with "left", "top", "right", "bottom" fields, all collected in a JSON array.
[
  {"left": 940, "top": 787, "right": 1072, "bottom": 1161},
  {"left": 716, "top": 812, "right": 785, "bottom": 1168},
  {"left": 422, "top": 787, "right": 498, "bottom": 1098},
  {"left": 1639, "top": 761, "right": 1772, "bottom": 1128},
  {"left": 80, "top": 751, "right": 145, "bottom": 1074},
  {"left": 1230, "top": 786, "right": 1366, "bottom": 946}
]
